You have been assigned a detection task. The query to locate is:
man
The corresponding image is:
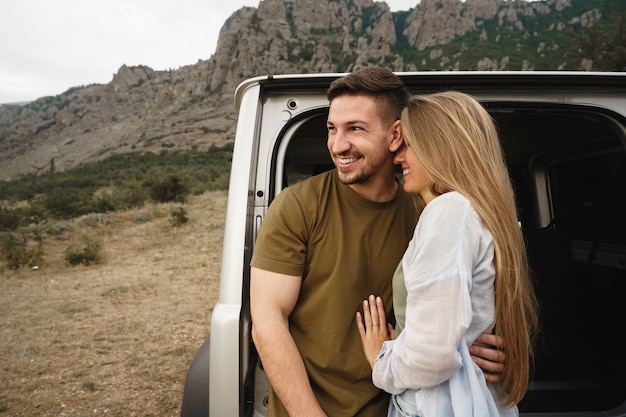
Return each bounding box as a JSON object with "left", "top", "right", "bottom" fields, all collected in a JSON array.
[{"left": 250, "top": 67, "right": 505, "bottom": 417}]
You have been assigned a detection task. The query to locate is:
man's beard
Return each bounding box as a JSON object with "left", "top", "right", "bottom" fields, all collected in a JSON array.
[{"left": 336, "top": 158, "right": 380, "bottom": 185}]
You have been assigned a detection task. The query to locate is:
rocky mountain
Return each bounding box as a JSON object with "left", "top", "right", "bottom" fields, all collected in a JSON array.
[
  {"left": 0, "top": 63, "right": 237, "bottom": 181},
  {"left": 0, "top": 0, "right": 623, "bottom": 180}
]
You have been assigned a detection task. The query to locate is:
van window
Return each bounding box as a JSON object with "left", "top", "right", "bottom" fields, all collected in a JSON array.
[{"left": 549, "top": 148, "right": 626, "bottom": 245}]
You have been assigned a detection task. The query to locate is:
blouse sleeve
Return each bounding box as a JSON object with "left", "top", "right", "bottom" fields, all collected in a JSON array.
[{"left": 372, "top": 193, "right": 486, "bottom": 394}]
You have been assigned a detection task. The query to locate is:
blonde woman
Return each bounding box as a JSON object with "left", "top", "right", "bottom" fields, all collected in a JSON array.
[{"left": 356, "top": 91, "right": 539, "bottom": 416}]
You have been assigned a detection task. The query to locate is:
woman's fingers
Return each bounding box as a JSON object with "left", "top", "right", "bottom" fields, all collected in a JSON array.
[
  {"left": 356, "top": 295, "right": 391, "bottom": 369},
  {"left": 355, "top": 312, "right": 366, "bottom": 338},
  {"left": 366, "top": 296, "right": 379, "bottom": 328},
  {"left": 364, "top": 295, "right": 388, "bottom": 336},
  {"left": 374, "top": 295, "right": 386, "bottom": 329},
  {"left": 357, "top": 295, "right": 389, "bottom": 336}
]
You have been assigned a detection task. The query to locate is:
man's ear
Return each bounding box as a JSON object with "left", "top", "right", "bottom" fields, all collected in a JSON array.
[{"left": 388, "top": 120, "right": 404, "bottom": 152}]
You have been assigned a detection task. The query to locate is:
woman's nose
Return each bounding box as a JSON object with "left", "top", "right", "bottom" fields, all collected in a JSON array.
[{"left": 393, "top": 144, "right": 406, "bottom": 164}]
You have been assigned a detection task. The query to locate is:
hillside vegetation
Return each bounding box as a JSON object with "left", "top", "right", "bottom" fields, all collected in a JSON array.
[{"left": 0, "top": 146, "right": 232, "bottom": 270}]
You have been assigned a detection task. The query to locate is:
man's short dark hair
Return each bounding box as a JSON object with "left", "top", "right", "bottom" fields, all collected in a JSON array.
[{"left": 327, "top": 66, "right": 410, "bottom": 123}]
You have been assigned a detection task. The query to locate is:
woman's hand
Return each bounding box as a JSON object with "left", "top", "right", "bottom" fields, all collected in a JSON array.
[{"left": 356, "top": 295, "right": 394, "bottom": 369}]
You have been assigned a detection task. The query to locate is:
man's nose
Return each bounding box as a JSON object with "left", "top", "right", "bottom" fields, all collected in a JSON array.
[{"left": 330, "top": 130, "right": 350, "bottom": 154}]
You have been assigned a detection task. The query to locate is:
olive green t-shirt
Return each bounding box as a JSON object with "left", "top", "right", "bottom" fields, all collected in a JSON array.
[
  {"left": 251, "top": 170, "right": 418, "bottom": 417},
  {"left": 391, "top": 261, "right": 407, "bottom": 335}
]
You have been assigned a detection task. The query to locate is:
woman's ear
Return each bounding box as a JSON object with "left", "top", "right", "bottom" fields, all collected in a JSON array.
[{"left": 389, "top": 120, "right": 404, "bottom": 152}]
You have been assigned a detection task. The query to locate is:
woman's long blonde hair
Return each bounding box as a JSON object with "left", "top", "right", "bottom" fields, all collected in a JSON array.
[{"left": 401, "top": 91, "right": 539, "bottom": 406}]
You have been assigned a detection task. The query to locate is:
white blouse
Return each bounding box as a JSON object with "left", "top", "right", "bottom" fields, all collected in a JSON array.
[{"left": 372, "top": 191, "right": 517, "bottom": 416}]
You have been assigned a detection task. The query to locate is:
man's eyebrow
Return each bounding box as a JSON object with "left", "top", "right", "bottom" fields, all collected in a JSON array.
[
  {"left": 335, "top": 119, "right": 366, "bottom": 124},
  {"left": 327, "top": 119, "right": 368, "bottom": 127},
  {"left": 346, "top": 119, "right": 368, "bottom": 126}
]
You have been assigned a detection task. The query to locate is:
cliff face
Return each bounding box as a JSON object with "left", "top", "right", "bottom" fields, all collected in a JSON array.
[
  {"left": 208, "top": 0, "right": 398, "bottom": 93},
  {"left": 0, "top": 0, "right": 620, "bottom": 180},
  {"left": 0, "top": 62, "right": 235, "bottom": 180},
  {"left": 207, "top": 0, "right": 585, "bottom": 86}
]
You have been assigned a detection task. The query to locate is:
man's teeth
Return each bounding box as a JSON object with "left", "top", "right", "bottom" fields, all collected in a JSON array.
[{"left": 339, "top": 158, "right": 357, "bottom": 164}]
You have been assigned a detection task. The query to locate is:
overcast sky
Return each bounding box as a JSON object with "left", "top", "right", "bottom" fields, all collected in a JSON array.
[{"left": 0, "top": 0, "right": 423, "bottom": 104}]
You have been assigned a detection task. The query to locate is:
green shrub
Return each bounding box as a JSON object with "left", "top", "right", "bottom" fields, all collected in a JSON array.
[
  {"left": 0, "top": 205, "right": 21, "bottom": 231},
  {"left": 92, "top": 192, "right": 118, "bottom": 213},
  {"left": 0, "top": 230, "right": 44, "bottom": 269},
  {"left": 23, "top": 200, "right": 47, "bottom": 225},
  {"left": 42, "top": 187, "right": 96, "bottom": 219},
  {"left": 170, "top": 206, "right": 189, "bottom": 226},
  {"left": 46, "top": 220, "right": 72, "bottom": 239},
  {"left": 116, "top": 180, "right": 149, "bottom": 209},
  {"left": 147, "top": 174, "right": 189, "bottom": 203},
  {"left": 64, "top": 235, "right": 103, "bottom": 266},
  {"left": 77, "top": 213, "right": 109, "bottom": 228},
  {"left": 46, "top": 220, "right": 71, "bottom": 233}
]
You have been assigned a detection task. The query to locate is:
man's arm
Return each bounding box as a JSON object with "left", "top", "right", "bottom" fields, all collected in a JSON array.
[
  {"left": 471, "top": 333, "right": 506, "bottom": 383},
  {"left": 250, "top": 267, "right": 327, "bottom": 417}
]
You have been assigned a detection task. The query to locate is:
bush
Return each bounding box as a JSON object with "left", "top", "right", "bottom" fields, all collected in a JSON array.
[
  {"left": 0, "top": 230, "right": 44, "bottom": 269},
  {"left": 46, "top": 220, "right": 72, "bottom": 240},
  {"left": 64, "top": 235, "right": 103, "bottom": 266},
  {"left": 42, "top": 187, "right": 96, "bottom": 219},
  {"left": 92, "top": 192, "right": 118, "bottom": 213},
  {"left": 147, "top": 174, "right": 189, "bottom": 203},
  {"left": 116, "top": 179, "right": 149, "bottom": 209},
  {"left": 77, "top": 213, "right": 109, "bottom": 228},
  {"left": 170, "top": 206, "right": 189, "bottom": 226},
  {"left": 0, "top": 206, "right": 21, "bottom": 231}
]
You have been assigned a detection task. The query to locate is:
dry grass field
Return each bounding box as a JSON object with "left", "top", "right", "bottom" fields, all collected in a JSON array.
[{"left": 0, "top": 191, "right": 227, "bottom": 416}]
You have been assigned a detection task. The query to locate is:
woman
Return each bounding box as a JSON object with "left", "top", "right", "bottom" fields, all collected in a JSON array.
[{"left": 356, "top": 91, "right": 539, "bottom": 416}]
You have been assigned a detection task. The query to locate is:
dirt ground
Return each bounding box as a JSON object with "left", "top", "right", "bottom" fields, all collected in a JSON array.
[{"left": 0, "top": 191, "right": 227, "bottom": 417}]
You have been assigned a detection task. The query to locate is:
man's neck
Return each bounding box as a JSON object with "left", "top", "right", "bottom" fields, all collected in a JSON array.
[{"left": 349, "top": 175, "right": 399, "bottom": 203}]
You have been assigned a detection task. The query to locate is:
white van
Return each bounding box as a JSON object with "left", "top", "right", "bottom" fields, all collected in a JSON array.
[{"left": 181, "top": 71, "right": 626, "bottom": 417}]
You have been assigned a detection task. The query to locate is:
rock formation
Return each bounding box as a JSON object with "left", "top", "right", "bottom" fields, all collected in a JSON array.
[{"left": 0, "top": 0, "right": 619, "bottom": 180}]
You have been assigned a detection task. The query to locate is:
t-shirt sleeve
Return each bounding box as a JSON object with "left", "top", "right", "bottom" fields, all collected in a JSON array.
[{"left": 250, "top": 187, "right": 311, "bottom": 277}]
